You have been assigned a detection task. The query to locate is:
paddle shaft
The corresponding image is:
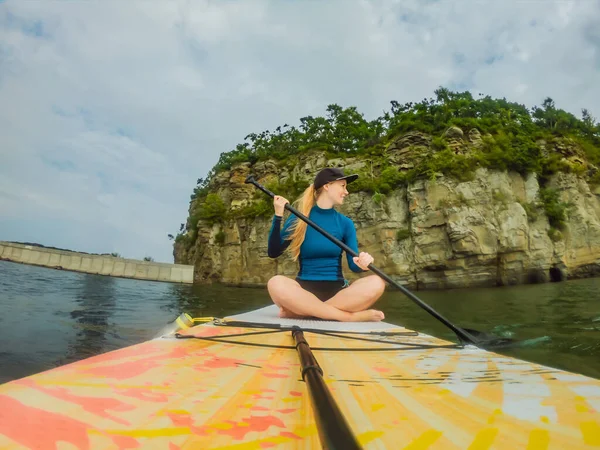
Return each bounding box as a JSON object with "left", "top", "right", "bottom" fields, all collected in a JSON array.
[
  {"left": 292, "top": 328, "right": 363, "bottom": 450},
  {"left": 246, "top": 175, "right": 478, "bottom": 346}
]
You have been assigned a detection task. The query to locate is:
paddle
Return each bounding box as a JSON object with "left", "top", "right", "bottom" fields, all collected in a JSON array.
[{"left": 245, "top": 175, "right": 516, "bottom": 350}]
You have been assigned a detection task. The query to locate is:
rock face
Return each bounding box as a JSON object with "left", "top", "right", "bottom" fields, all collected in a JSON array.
[{"left": 175, "top": 134, "right": 600, "bottom": 290}]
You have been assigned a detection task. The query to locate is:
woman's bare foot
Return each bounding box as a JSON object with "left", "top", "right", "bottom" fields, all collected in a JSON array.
[
  {"left": 279, "top": 306, "right": 384, "bottom": 322},
  {"left": 278, "top": 307, "right": 305, "bottom": 319},
  {"left": 348, "top": 309, "right": 385, "bottom": 322}
]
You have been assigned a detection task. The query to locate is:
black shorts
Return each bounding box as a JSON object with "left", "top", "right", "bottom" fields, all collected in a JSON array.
[{"left": 296, "top": 278, "right": 349, "bottom": 302}]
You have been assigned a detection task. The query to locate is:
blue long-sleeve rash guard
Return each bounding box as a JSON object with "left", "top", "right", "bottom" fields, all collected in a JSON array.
[{"left": 267, "top": 204, "right": 366, "bottom": 281}]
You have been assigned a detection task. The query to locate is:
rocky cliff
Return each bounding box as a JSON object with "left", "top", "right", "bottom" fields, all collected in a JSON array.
[{"left": 175, "top": 129, "right": 600, "bottom": 290}]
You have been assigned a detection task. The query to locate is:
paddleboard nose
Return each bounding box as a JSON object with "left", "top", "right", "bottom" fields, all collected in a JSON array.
[{"left": 153, "top": 313, "right": 194, "bottom": 338}]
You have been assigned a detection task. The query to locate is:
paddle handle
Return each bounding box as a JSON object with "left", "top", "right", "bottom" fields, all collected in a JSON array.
[{"left": 245, "top": 175, "right": 477, "bottom": 346}]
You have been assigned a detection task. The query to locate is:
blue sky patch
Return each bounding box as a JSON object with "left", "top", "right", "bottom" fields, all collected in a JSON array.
[
  {"left": 95, "top": 171, "right": 114, "bottom": 194},
  {"left": 41, "top": 156, "right": 76, "bottom": 172},
  {"left": 77, "top": 107, "right": 95, "bottom": 128},
  {"left": 115, "top": 127, "right": 135, "bottom": 139},
  {"left": 52, "top": 105, "right": 73, "bottom": 118},
  {"left": 453, "top": 52, "right": 466, "bottom": 65},
  {"left": 2, "top": 11, "right": 50, "bottom": 39},
  {"left": 485, "top": 54, "right": 504, "bottom": 65},
  {"left": 22, "top": 20, "right": 47, "bottom": 38}
]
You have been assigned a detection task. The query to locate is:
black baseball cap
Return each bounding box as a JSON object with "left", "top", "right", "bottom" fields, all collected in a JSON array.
[{"left": 313, "top": 167, "right": 359, "bottom": 190}]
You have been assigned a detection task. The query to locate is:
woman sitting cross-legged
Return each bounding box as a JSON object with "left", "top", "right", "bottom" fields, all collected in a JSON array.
[{"left": 266, "top": 167, "right": 386, "bottom": 322}]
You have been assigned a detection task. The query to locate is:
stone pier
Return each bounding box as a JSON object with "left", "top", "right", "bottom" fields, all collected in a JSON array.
[{"left": 0, "top": 241, "right": 193, "bottom": 283}]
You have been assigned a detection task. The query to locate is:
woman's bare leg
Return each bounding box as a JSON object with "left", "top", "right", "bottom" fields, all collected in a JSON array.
[
  {"left": 267, "top": 275, "right": 384, "bottom": 322},
  {"left": 325, "top": 275, "right": 386, "bottom": 313}
]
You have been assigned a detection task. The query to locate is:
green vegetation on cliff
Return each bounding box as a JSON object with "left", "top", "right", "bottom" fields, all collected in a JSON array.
[
  {"left": 176, "top": 88, "right": 600, "bottom": 253},
  {"left": 200, "top": 89, "right": 599, "bottom": 183}
]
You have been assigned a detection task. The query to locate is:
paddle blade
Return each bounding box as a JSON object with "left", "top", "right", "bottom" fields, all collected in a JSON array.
[{"left": 462, "top": 328, "right": 519, "bottom": 350}]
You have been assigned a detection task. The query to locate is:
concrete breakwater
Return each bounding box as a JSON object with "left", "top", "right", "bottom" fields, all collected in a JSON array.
[{"left": 0, "top": 241, "right": 194, "bottom": 284}]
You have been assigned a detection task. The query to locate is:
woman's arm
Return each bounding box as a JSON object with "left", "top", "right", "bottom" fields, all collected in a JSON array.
[
  {"left": 267, "top": 214, "right": 294, "bottom": 258},
  {"left": 343, "top": 218, "right": 368, "bottom": 272}
]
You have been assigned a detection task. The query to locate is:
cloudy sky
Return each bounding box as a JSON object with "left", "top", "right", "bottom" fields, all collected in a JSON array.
[{"left": 1, "top": 0, "right": 599, "bottom": 263}]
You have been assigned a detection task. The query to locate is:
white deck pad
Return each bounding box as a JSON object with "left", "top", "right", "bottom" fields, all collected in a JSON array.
[{"left": 224, "top": 304, "right": 407, "bottom": 333}]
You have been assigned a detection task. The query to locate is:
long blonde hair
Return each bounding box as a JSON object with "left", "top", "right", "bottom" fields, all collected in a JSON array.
[{"left": 287, "top": 183, "right": 323, "bottom": 261}]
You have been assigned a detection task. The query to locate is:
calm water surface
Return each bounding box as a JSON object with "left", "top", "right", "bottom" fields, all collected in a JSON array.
[{"left": 1, "top": 260, "right": 599, "bottom": 383}]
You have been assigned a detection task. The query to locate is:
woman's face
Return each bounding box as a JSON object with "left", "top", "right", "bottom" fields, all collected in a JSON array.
[{"left": 324, "top": 179, "right": 349, "bottom": 205}]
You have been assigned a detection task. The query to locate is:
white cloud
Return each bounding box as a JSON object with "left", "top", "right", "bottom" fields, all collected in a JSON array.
[{"left": 1, "top": 0, "right": 599, "bottom": 263}]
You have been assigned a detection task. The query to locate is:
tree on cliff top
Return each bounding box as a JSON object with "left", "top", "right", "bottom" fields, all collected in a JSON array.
[{"left": 191, "top": 88, "right": 599, "bottom": 202}]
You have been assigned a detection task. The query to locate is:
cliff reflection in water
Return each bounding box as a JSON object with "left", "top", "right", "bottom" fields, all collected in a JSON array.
[{"left": 61, "top": 274, "right": 116, "bottom": 365}]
